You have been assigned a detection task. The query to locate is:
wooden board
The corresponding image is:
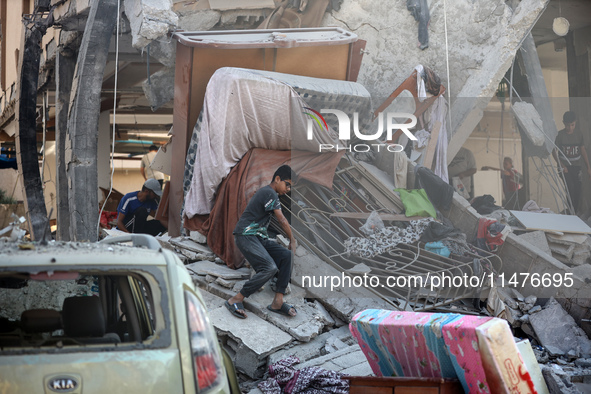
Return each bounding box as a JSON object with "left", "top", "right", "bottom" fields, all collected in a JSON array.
[
  {"left": 330, "top": 212, "right": 426, "bottom": 221},
  {"left": 510, "top": 210, "right": 591, "bottom": 234}
]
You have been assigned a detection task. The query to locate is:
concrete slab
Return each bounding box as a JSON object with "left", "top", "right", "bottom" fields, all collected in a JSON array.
[
  {"left": 549, "top": 241, "right": 575, "bottom": 260},
  {"left": 530, "top": 298, "right": 591, "bottom": 357},
  {"left": 332, "top": 349, "right": 370, "bottom": 369},
  {"left": 267, "top": 326, "right": 354, "bottom": 366},
  {"left": 311, "top": 300, "right": 335, "bottom": 327},
  {"left": 179, "top": 248, "right": 215, "bottom": 262},
  {"left": 518, "top": 230, "right": 552, "bottom": 256},
  {"left": 542, "top": 367, "right": 581, "bottom": 394},
  {"left": 170, "top": 236, "right": 215, "bottom": 255},
  {"left": 325, "top": 336, "right": 349, "bottom": 353},
  {"left": 185, "top": 260, "right": 251, "bottom": 279},
  {"left": 312, "top": 361, "right": 341, "bottom": 371},
  {"left": 209, "top": 306, "right": 292, "bottom": 377},
  {"left": 199, "top": 290, "right": 226, "bottom": 312},
  {"left": 297, "top": 345, "right": 361, "bottom": 369},
  {"left": 340, "top": 362, "right": 374, "bottom": 376},
  {"left": 571, "top": 264, "right": 591, "bottom": 281},
  {"left": 246, "top": 285, "right": 326, "bottom": 342},
  {"left": 215, "top": 277, "right": 236, "bottom": 288},
  {"left": 292, "top": 246, "right": 395, "bottom": 322},
  {"left": 268, "top": 339, "right": 326, "bottom": 366},
  {"left": 547, "top": 234, "right": 588, "bottom": 245}
]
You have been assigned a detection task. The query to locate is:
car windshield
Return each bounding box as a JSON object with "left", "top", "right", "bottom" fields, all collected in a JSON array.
[{"left": 0, "top": 269, "right": 165, "bottom": 352}]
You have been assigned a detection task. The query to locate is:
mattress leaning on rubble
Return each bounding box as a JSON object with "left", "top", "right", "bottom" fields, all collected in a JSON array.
[
  {"left": 183, "top": 67, "right": 373, "bottom": 217},
  {"left": 350, "top": 309, "right": 542, "bottom": 393}
]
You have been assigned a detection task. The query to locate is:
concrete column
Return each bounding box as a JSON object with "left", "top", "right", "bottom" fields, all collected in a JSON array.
[
  {"left": 55, "top": 39, "right": 76, "bottom": 241},
  {"left": 97, "top": 110, "right": 111, "bottom": 202},
  {"left": 67, "top": 0, "right": 118, "bottom": 241},
  {"left": 15, "top": 18, "right": 49, "bottom": 240}
]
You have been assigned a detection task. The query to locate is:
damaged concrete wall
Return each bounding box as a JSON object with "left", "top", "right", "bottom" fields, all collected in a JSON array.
[
  {"left": 124, "top": 0, "right": 178, "bottom": 49},
  {"left": 324, "top": 0, "right": 549, "bottom": 159}
]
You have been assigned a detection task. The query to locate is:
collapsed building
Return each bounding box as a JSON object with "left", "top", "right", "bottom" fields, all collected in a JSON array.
[{"left": 1, "top": 0, "right": 591, "bottom": 392}]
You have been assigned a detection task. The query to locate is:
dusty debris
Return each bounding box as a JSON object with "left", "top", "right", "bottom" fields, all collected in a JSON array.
[
  {"left": 530, "top": 298, "right": 591, "bottom": 357},
  {"left": 186, "top": 260, "right": 250, "bottom": 280},
  {"left": 292, "top": 246, "right": 393, "bottom": 322},
  {"left": 517, "top": 230, "right": 552, "bottom": 255},
  {"left": 124, "top": 0, "right": 178, "bottom": 49},
  {"left": 209, "top": 306, "right": 293, "bottom": 379}
]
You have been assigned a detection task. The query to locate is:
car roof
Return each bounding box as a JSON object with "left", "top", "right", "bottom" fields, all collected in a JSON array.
[{"left": 0, "top": 239, "right": 169, "bottom": 269}]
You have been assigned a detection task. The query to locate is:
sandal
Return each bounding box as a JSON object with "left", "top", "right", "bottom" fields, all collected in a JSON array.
[
  {"left": 225, "top": 300, "right": 247, "bottom": 319},
  {"left": 267, "top": 303, "right": 297, "bottom": 317}
]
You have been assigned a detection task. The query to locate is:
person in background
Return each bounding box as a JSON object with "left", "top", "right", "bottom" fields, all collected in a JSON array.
[
  {"left": 117, "top": 179, "right": 167, "bottom": 236},
  {"left": 448, "top": 147, "right": 477, "bottom": 200},
  {"left": 141, "top": 145, "right": 165, "bottom": 186},
  {"left": 482, "top": 157, "right": 523, "bottom": 209},
  {"left": 553, "top": 111, "right": 591, "bottom": 214}
]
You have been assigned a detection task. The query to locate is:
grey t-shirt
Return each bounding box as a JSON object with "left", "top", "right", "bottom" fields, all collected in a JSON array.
[
  {"left": 448, "top": 147, "right": 476, "bottom": 193},
  {"left": 556, "top": 128, "right": 584, "bottom": 167},
  {"left": 234, "top": 185, "right": 281, "bottom": 238}
]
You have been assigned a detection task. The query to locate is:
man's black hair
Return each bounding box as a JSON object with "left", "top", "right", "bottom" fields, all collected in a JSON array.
[
  {"left": 272, "top": 165, "right": 297, "bottom": 183},
  {"left": 563, "top": 111, "right": 576, "bottom": 124},
  {"left": 149, "top": 145, "right": 158, "bottom": 151}
]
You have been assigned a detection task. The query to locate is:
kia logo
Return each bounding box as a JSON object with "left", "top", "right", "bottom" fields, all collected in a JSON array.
[{"left": 47, "top": 376, "right": 78, "bottom": 392}]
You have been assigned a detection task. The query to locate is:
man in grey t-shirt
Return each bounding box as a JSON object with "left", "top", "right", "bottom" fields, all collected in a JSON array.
[
  {"left": 553, "top": 111, "right": 591, "bottom": 214},
  {"left": 225, "top": 165, "right": 298, "bottom": 319}
]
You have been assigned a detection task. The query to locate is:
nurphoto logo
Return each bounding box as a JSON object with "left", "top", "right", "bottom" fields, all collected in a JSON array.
[{"left": 303, "top": 108, "right": 417, "bottom": 153}]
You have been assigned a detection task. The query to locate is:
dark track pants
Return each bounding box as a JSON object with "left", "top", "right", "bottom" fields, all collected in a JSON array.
[
  {"left": 123, "top": 207, "right": 166, "bottom": 236},
  {"left": 235, "top": 235, "right": 292, "bottom": 297}
]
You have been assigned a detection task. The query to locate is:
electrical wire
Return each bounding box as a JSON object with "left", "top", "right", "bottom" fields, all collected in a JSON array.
[
  {"left": 443, "top": 0, "right": 452, "bottom": 132},
  {"left": 97, "top": 0, "right": 121, "bottom": 237}
]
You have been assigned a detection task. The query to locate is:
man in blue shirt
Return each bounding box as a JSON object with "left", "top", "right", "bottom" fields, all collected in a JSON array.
[
  {"left": 225, "top": 165, "right": 298, "bottom": 319},
  {"left": 117, "top": 178, "right": 167, "bottom": 236}
]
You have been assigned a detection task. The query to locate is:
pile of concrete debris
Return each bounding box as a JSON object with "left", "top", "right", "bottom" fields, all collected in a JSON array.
[
  {"left": 159, "top": 232, "right": 591, "bottom": 394},
  {"left": 517, "top": 230, "right": 591, "bottom": 269},
  {"left": 488, "top": 285, "right": 591, "bottom": 391}
]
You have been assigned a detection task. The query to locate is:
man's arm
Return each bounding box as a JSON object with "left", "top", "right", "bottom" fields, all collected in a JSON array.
[
  {"left": 481, "top": 166, "right": 508, "bottom": 175},
  {"left": 581, "top": 145, "right": 591, "bottom": 180},
  {"left": 140, "top": 167, "right": 147, "bottom": 180},
  {"left": 117, "top": 213, "right": 130, "bottom": 233},
  {"left": 459, "top": 167, "right": 477, "bottom": 179},
  {"left": 274, "top": 209, "right": 296, "bottom": 251}
]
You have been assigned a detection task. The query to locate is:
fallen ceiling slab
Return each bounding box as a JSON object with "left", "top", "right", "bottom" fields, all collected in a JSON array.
[{"left": 510, "top": 210, "right": 591, "bottom": 234}]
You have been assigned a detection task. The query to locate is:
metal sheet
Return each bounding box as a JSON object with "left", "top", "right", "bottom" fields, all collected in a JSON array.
[{"left": 510, "top": 210, "right": 591, "bottom": 234}]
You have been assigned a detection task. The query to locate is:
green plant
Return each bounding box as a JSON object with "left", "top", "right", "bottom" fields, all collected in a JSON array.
[{"left": 0, "top": 188, "right": 17, "bottom": 204}]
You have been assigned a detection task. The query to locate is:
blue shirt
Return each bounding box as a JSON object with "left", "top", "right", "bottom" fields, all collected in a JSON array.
[{"left": 117, "top": 191, "right": 158, "bottom": 217}]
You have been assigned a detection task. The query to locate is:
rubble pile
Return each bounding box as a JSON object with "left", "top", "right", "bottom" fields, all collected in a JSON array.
[
  {"left": 163, "top": 236, "right": 377, "bottom": 385},
  {"left": 161, "top": 212, "right": 591, "bottom": 393}
]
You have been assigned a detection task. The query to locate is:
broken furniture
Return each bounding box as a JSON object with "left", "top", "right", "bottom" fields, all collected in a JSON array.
[
  {"left": 169, "top": 27, "right": 366, "bottom": 236},
  {"left": 347, "top": 376, "right": 462, "bottom": 394},
  {"left": 372, "top": 68, "right": 445, "bottom": 142},
  {"left": 181, "top": 66, "right": 372, "bottom": 217},
  {"left": 284, "top": 159, "right": 501, "bottom": 312}
]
